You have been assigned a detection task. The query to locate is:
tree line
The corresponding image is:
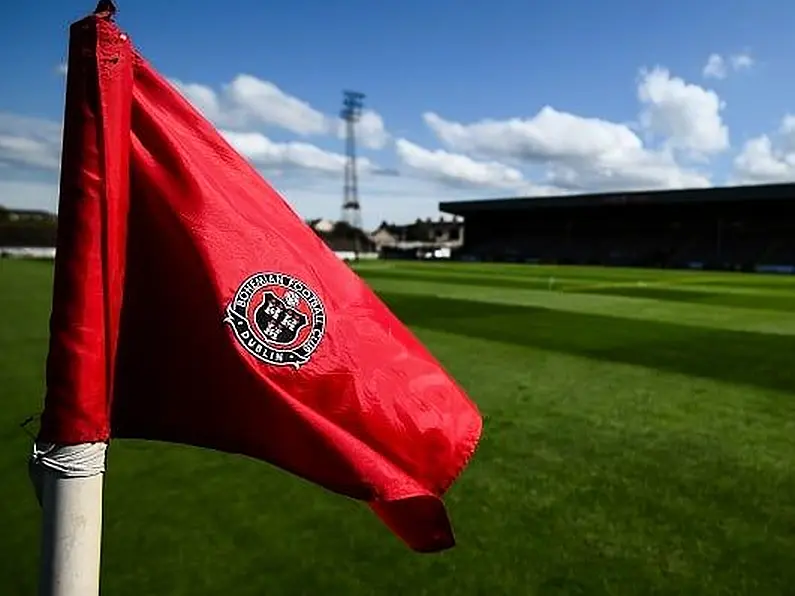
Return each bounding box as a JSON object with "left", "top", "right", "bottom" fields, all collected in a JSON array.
[{"left": 0, "top": 206, "right": 58, "bottom": 247}]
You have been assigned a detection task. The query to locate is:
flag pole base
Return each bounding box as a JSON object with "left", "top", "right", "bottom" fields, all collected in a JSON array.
[{"left": 30, "top": 442, "right": 107, "bottom": 596}]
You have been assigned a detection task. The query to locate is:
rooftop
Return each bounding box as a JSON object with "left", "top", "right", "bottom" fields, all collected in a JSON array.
[{"left": 439, "top": 182, "right": 795, "bottom": 215}]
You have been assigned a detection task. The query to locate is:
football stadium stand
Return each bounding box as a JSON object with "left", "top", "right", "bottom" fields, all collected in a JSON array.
[{"left": 440, "top": 183, "right": 795, "bottom": 273}]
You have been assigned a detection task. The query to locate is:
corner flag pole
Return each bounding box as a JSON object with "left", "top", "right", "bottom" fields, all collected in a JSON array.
[
  {"left": 30, "top": 2, "right": 119, "bottom": 595},
  {"left": 30, "top": 443, "right": 107, "bottom": 596}
]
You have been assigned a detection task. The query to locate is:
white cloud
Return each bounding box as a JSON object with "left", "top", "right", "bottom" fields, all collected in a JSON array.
[
  {"left": 422, "top": 108, "right": 642, "bottom": 164},
  {"left": 414, "top": 67, "right": 719, "bottom": 193},
  {"left": 544, "top": 150, "right": 711, "bottom": 191},
  {"left": 733, "top": 115, "right": 795, "bottom": 183},
  {"left": 702, "top": 54, "right": 727, "bottom": 79},
  {"left": 0, "top": 113, "right": 62, "bottom": 171},
  {"left": 171, "top": 75, "right": 328, "bottom": 136},
  {"left": 355, "top": 110, "right": 390, "bottom": 150},
  {"left": 703, "top": 52, "right": 754, "bottom": 79},
  {"left": 395, "top": 138, "right": 528, "bottom": 189},
  {"left": 336, "top": 110, "right": 390, "bottom": 150},
  {"left": 171, "top": 74, "right": 390, "bottom": 150},
  {"left": 170, "top": 80, "right": 222, "bottom": 121},
  {"left": 730, "top": 53, "right": 754, "bottom": 71},
  {"left": 222, "top": 130, "right": 374, "bottom": 175},
  {"left": 637, "top": 67, "right": 728, "bottom": 156}
]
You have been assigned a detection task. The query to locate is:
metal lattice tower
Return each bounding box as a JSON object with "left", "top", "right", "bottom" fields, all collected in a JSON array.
[{"left": 340, "top": 90, "right": 365, "bottom": 230}]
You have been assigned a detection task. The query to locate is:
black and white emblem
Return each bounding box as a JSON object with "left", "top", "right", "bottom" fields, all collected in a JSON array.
[{"left": 224, "top": 272, "right": 326, "bottom": 368}]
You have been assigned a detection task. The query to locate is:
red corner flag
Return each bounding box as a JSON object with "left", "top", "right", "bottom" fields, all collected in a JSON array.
[{"left": 39, "top": 7, "right": 482, "bottom": 552}]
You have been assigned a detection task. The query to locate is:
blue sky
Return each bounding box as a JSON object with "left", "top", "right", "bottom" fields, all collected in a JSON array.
[{"left": 1, "top": 0, "right": 795, "bottom": 228}]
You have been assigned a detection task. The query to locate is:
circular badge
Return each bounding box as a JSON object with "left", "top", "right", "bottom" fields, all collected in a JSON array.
[{"left": 224, "top": 272, "right": 326, "bottom": 368}]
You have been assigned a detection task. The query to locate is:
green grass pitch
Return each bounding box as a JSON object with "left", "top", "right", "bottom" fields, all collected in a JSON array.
[{"left": 2, "top": 258, "right": 795, "bottom": 595}]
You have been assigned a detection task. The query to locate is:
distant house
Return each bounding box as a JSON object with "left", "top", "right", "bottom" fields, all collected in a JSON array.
[
  {"left": 306, "top": 219, "right": 376, "bottom": 254},
  {"left": 370, "top": 224, "right": 400, "bottom": 248},
  {"left": 309, "top": 218, "right": 335, "bottom": 234},
  {"left": 370, "top": 217, "right": 464, "bottom": 251}
]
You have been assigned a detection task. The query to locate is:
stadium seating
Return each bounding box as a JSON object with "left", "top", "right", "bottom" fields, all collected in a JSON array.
[{"left": 449, "top": 189, "right": 795, "bottom": 273}]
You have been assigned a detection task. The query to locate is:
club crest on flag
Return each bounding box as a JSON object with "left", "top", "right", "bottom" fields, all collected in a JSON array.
[{"left": 224, "top": 272, "right": 326, "bottom": 368}]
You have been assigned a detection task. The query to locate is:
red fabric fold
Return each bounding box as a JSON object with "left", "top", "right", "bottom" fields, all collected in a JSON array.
[
  {"left": 41, "top": 14, "right": 132, "bottom": 443},
  {"left": 39, "top": 12, "right": 482, "bottom": 553}
]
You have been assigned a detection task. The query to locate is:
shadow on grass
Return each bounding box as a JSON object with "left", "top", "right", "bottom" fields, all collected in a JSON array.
[
  {"left": 360, "top": 269, "right": 553, "bottom": 291},
  {"left": 379, "top": 292, "right": 795, "bottom": 395},
  {"left": 574, "top": 285, "right": 795, "bottom": 313},
  {"left": 362, "top": 269, "right": 795, "bottom": 312},
  {"left": 695, "top": 277, "right": 795, "bottom": 291}
]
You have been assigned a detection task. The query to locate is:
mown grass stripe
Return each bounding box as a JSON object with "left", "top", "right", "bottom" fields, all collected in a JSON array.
[
  {"left": 361, "top": 277, "right": 795, "bottom": 336},
  {"left": 571, "top": 285, "right": 795, "bottom": 312},
  {"left": 356, "top": 266, "right": 795, "bottom": 312},
  {"left": 378, "top": 291, "right": 795, "bottom": 396},
  {"left": 354, "top": 260, "right": 795, "bottom": 287}
]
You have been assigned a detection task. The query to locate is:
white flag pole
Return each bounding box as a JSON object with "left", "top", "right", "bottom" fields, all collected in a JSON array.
[
  {"left": 30, "top": 442, "right": 108, "bottom": 596},
  {"left": 28, "top": 4, "right": 120, "bottom": 596}
]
